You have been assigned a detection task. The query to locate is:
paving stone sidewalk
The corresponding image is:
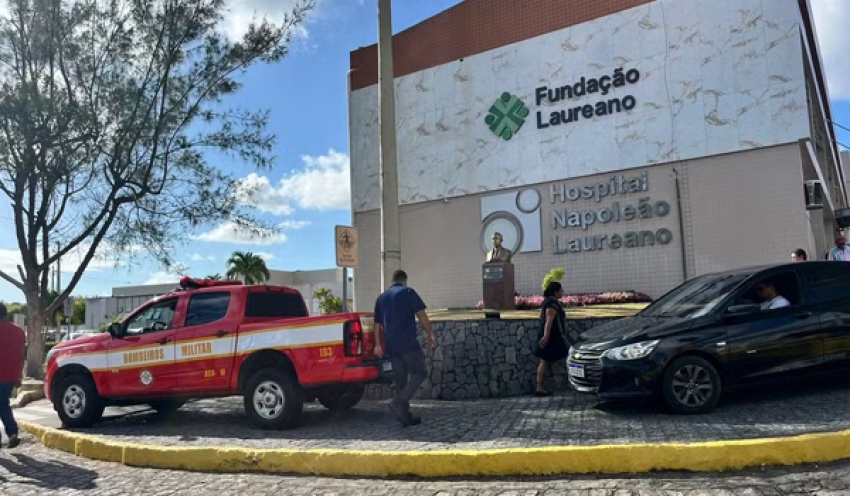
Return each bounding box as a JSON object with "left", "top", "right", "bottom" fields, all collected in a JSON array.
[
  {"left": 1, "top": 436, "right": 850, "bottom": 495},
  {"left": 19, "top": 379, "right": 850, "bottom": 452}
]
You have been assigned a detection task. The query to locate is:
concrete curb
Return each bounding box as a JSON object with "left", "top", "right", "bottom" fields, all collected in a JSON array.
[
  {"left": 11, "top": 390, "right": 45, "bottom": 409},
  {"left": 18, "top": 420, "right": 850, "bottom": 476}
]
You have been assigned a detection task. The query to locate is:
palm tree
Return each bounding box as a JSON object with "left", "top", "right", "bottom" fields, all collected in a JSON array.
[
  {"left": 225, "top": 251, "right": 271, "bottom": 285},
  {"left": 204, "top": 274, "right": 223, "bottom": 281}
]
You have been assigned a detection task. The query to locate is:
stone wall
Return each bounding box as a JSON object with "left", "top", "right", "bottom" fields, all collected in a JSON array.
[{"left": 366, "top": 318, "right": 618, "bottom": 401}]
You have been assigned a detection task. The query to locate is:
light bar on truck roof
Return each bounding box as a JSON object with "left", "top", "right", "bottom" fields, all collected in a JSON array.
[{"left": 178, "top": 276, "right": 243, "bottom": 290}]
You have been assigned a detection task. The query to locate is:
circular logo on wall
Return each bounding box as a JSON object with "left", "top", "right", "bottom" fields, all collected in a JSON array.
[
  {"left": 139, "top": 370, "right": 153, "bottom": 386},
  {"left": 480, "top": 211, "right": 523, "bottom": 254}
]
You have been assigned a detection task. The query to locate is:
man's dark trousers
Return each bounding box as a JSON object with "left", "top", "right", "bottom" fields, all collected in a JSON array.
[
  {"left": 391, "top": 349, "right": 426, "bottom": 416},
  {"left": 0, "top": 383, "right": 18, "bottom": 438}
]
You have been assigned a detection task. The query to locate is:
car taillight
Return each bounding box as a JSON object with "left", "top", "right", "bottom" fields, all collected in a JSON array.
[{"left": 345, "top": 320, "right": 363, "bottom": 357}]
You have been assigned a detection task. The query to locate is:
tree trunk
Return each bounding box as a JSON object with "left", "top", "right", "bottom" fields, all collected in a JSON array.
[{"left": 25, "top": 291, "right": 46, "bottom": 380}]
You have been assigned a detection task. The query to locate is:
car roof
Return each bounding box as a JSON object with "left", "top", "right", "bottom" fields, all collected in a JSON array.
[{"left": 700, "top": 260, "right": 845, "bottom": 278}]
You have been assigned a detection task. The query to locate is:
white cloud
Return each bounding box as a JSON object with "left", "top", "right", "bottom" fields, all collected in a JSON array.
[
  {"left": 255, "top": 251, "right": 276, "bottom": 261},
  {"left": 221, "top": 0, "right": 312, "bottom": 43},
  {"left": 144, "top": 263, "right": 189, "bottom": 285},
  {"left": 235, "top": 149, "right": 350, "bottom": 215},
  {"left": 189, "top": 253, "right": 216, "bottom": 262},
  {"left": 278, "top": 220, "right": 311, "bottom": 230},
  {"left": 234, "top": 173, "right": 296, "bottom": 216},
  {"left": 811, "top": 0, "right": 850, "bottom": 100},
  {"left": 191, "top": 221, "right": 289, "bottom": 245}
]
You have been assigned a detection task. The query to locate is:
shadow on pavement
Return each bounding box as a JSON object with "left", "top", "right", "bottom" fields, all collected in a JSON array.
[{"left": 0, "top": 452, "right": 98, "bottom": 491}]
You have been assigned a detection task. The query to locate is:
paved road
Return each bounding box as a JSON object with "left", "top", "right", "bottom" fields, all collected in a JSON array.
[
  {"left": 17, "top": 378, "right": 850, "bottom": 451},
  {"left": 1, "top": 435, "right": 850, "bottom": 495}
]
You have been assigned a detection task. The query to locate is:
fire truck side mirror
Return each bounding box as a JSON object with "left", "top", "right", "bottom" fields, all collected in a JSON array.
[{"left": 107, "top": 322, "right": 123, "bottom": 339}]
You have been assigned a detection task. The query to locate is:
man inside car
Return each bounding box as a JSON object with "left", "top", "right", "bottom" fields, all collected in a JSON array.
[{"left": 755, "top": 281, "right": 790, "bottom": 310}]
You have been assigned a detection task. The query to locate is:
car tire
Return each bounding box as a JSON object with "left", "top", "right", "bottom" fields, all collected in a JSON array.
[
  {"left": 149, "top": 400, "right": 185, "bottom": 415},
  {"left": 244, "top": 368, "right": 304, "bottom": 430},
  {"left": 661, "top": 355, "right": 722, "bottom": 414},
  {"left": 317, "top": 384, "right": 365, "bottom": 411},
  {"left": 54, "top": 374, "right": 104, "bottom": 428}
]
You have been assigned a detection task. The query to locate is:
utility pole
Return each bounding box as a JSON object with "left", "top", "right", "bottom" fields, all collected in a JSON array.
[{"left": 377, "top": 0, "right": 401, "bottom": 290}]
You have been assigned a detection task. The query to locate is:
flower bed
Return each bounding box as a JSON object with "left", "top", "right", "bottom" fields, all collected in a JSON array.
[{"left": 476, "top": 291, "right": 652, "bottom": 310}]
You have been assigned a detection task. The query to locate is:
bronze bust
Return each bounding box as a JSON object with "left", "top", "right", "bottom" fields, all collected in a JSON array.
[{"left": 486, "top": 232, "right": 513, "bottom": 263}]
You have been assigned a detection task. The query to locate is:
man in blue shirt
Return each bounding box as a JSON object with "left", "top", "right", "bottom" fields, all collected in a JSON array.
[{"left": 373, "top": 270, "right": 436, "bottom": 426}]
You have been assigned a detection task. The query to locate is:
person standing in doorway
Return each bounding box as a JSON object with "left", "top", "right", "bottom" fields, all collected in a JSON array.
[
  {"left": 373, "top": 270, "right": 437, "bottom": 427},
  {"left": 534, "top": 282, "right": 569, "bottom": 396},
  {"left": 827, "top": 235, "right": 850, "bottom": 261},
  {"left": 0, "top": 303, "right": 25, "bottom": 448}
]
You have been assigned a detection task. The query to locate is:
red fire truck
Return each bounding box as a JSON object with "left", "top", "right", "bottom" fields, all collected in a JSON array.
[{"left": 45, "top": 277, "right": 388, "bottom": 429}]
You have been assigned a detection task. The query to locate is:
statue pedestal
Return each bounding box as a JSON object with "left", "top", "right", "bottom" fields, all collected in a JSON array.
[{"left": 482, "top": 262, "right": 515, "bottom": 310}]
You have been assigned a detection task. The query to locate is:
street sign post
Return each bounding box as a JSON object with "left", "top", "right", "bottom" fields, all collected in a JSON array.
[
  {"left": 335, "top": 226, "right": 359, "bottom": 313},
  {"left": 63, "top": 296, "right": 75, "bottom": 318}
]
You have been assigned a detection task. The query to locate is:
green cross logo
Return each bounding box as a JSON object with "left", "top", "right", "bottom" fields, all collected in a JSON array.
[{"left": 485, "top": 92, "right": 529, "bottom": 141}]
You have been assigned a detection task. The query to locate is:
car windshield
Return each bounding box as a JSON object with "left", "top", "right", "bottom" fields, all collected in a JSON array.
[{"left": 640, "top": 273, "right": 750, "bottom": 319}]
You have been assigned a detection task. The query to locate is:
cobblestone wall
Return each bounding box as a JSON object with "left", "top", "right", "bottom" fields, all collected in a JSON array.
[{"left": 366, "top": 318, "right": 617, "bottom": 400}]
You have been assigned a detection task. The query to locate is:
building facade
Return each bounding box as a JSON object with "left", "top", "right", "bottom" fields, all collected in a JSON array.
[
  {"left": 348, "top": 0, "right": 847, "bottom": 310},
  {"left": 85, "top": 269, "right": 354, "bottom": 329}
]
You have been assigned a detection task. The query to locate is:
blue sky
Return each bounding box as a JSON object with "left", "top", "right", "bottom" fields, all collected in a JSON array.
[{"left": 0, "top": 0, "right": 848, "bottom": 303}]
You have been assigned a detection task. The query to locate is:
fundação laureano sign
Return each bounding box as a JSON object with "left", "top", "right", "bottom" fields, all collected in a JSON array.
[
  {"left": 484, "top": 67, "right": 672, "bottom": 255},
  {"left": 485, "top": 67, "right": 641, "bottom": 140}
]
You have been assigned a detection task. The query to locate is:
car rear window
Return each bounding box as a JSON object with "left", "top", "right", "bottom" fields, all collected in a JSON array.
[
  {"left": 801, "top": 264, "right": 850, "bottom": 302},
  {"left": 245, "top": 292, "right": 307, "bottom": 318}
]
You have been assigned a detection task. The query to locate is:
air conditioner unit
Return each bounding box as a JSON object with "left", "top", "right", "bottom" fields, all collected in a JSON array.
[{"left": 805, "top": 180, "right": 824, "bottom": 210}]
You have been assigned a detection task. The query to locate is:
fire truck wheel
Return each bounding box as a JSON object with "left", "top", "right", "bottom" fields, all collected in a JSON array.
[
  {"left": 317, "top": 384, "right": 365, "bottom": 410},
  {"left": 244, "top": 368, "right": 304, "bottom": 430},
  {"left": 54, "top": 374, "right": 104, "bottom": 428}
]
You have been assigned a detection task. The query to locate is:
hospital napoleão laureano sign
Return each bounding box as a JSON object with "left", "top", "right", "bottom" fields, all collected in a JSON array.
[{"left": 548, "top": 171, "right": 674, "bottom": 255}]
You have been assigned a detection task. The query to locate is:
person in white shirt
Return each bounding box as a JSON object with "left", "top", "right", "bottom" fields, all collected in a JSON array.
[
  {"left": 827, "top": 235, "right": 850, "bottom": 261},
  {"left": 755, "top": 282, "right": 790, "bottom": 310}
]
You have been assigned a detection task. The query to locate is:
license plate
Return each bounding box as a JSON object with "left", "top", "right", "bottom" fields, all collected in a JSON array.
[
  {"left": 569, "top": 364, "right": 585, "bottom": 378},
  {"left": 382, "top": 360, "right": 393, "bottom": 372}
]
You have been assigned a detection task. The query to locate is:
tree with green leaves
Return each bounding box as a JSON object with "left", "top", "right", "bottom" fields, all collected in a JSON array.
[
  {"left": 0, "top": 0, "right": 314, "bottom": 377},
  {"left": 313, "top": 287, "right": 342, "bottom": 315},
  {"left": 204, "top": 273, "right": 223, "bottom": 281},
  {"left": 226, "top": 251, "right": 270, "bottom": 285}
]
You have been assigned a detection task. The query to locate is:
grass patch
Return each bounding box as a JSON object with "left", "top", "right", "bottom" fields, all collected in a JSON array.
[{"left": 427, "top": 303, "right": 647, "bottom": 321}]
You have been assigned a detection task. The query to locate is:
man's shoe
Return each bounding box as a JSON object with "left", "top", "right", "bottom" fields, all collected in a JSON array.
[
  {"left": 7, "top": 435, "right": 20, "bottom": 448},
  {"left": 389, "top": 401, "right": 416, "bottom": 427}
]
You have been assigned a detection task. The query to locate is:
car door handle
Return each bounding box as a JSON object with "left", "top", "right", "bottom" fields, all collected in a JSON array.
[
  {"left": 157, "top": 337, "right": 172, "bottom": 345},
  {"left": 215, "top": 330, "right": 229, "bottom": 338},
  {"left": 795, "top": 311, "right": 813, "bottom": 319}
]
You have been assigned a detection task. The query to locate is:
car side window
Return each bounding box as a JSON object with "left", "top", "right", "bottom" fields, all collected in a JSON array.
[
  {"left": 733, "top": 271, "right": 801, "bottom": 311},
  {"left": 124, "top": 299, "right": 178, "bottom": 335},
  {"left": 800, "top": 265, "right": 850, "bottom": 302},
  {"left": 185, "top": 292, "right": 231, "bottom": 327}
]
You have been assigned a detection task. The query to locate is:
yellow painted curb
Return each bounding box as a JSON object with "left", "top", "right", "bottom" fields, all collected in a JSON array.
[{"left": 18, "top": 420, "right": 850, "bottom": 476}]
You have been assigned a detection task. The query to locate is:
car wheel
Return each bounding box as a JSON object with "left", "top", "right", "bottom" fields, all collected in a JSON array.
[
  {"left": 149, "top": 400, "right": 185, "bottom": 415},
  {"left": 243, "top": 368, "right": 304, "bottom": 430},
  {"left": 54, "top": 375, "right": 104, "bottom": 428},
  {"left": 661, "top": 355, "right": 722, "bottom": 414},
  {"left": 317, "top": 384, "right": 365, "bottom": 411}
]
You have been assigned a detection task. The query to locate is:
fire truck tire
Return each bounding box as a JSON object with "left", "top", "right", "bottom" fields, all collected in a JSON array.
[
  {"left": 244, "top": 368, "right": 304, "bottom": 430},
  {"left": 54, "top": 374, "right": 104, "bottom": 428},
  {"left": 317, "top": 384, "right": 365, "bottom": 410}
]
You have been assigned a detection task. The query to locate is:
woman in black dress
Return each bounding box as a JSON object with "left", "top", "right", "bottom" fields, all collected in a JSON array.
[{"left": 534, "top": 281, "right": 569, "bottom": 396}]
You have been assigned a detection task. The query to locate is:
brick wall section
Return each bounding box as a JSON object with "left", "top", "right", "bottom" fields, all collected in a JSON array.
[{"left": 350, "top": 0, "right": 654, "bottom": 91}]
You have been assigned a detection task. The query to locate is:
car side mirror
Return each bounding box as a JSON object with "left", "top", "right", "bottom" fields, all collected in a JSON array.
[
  {"left": 107, "top": 322, "right": 123, "bottom": 338},
  {"left": 726, "top": 304, "right": 761, "bottom": 316}
]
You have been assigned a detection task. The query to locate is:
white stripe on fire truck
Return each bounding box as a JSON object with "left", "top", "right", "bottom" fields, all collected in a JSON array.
[{"left": 55, "top": 322, "right": 347, "bottom": 372}]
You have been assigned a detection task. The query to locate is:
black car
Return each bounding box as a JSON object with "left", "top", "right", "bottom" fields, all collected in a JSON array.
[{"left": 568, "top": 261, "right": 850, "bottom": 414}]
